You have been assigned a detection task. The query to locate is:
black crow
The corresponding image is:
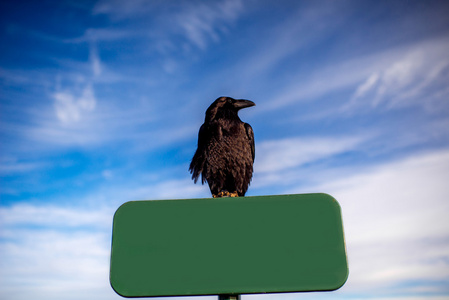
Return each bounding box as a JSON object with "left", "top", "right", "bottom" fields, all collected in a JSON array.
[{"left": 190, "top": 96, "right": 255, "bottom": 197}]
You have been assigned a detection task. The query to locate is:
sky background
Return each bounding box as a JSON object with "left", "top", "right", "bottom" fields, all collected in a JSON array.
[{"left": 1, "top": 0, "right": 449, "bottom": 299}]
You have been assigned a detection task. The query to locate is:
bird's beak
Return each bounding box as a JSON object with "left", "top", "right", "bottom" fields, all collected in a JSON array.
[{"left": 233, "top": 99, "right": 256, "bottom": 110}]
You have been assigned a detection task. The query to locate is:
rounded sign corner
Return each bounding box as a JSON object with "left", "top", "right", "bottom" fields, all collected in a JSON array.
[
  {"left": 110, "top": 276, "right": 132, "bottom": 298},
  {"left": 331, "top": 268, "right": 349, "bottom": 292}
]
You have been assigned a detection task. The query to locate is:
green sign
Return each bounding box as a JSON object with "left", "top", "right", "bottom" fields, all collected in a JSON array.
[{"left": 110, "top": 193, "right": 348, "bottom": 297}]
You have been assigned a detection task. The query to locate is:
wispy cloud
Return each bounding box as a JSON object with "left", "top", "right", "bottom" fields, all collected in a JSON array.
[
  {"left": 352, "top": 73, "right": 379, "bottom": 100},
  {"left": 124, "top": 178, "right": 209, "bottom": 201},
  {"left": 312, "top": 150, "right": 449, "bottom": 296},
  {"left": 65, "top": 28, "right": 135, "bottom": 44},
  {"left": 253, "top": 32, "right": 449, "bottom": 116},
  {"left": 89, "top": 43, "right": 102, "bottom": 77},
  {"left": 2, "top": 150, "right": 448, "bottom": 299},
  {"left": 174, "top": 0, "right": 244, "bottom": 50},
  {"left": 0, "top": 204, "right": 113, "bottom": 300},
  {"left": 93, "top": 0, "right": 245, "bottom": 52},
  {"left": 253, "top": 140, "right": 449, "bottom": 296},
  {"left": 0, "top": 204, "right": 112, "bottom": 229},
  {"left": 53, "top": 84, "right": 96, "bottom": 124},
  {"left": 345, "top": 36, "right": 449, "bottom": 113},
  {"left": 255, "top": 136, "right": 363, "bottom": 174},
  {"left": 52, "top": 40, "right": 101, "bottom": 125},
  {"left": 236, "top": 1, "right": 352, "bottom": 81},
  {"left": 92, "top": 0, "right": 157, "bottom": 20},
  {"left": 250, "top": 134, "right": 370, "bottom": 196},
  {"left": 0, "top": 176, "right": 209, "bottom": 300},
  {"left": 2, "top": 2, "right": 449, "bottom": 298}
]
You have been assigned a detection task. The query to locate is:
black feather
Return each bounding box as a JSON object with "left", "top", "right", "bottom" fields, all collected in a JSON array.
[{"left": 189, "top": 96, "right": 255, "bottom": 197}]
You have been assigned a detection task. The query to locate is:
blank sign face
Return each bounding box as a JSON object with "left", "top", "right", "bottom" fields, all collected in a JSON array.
[{"left": 110, "top": 193, "right": 348, "bottom": 297}]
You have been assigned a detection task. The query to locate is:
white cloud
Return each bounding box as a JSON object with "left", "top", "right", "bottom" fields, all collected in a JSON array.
[
  {"left": 0, "top": 205, "right": 114, "bottom": 300},
  {"left": 90, "top": 44, "right": 102, "bottom": 77},
  {"left": 53, "top": 84, "right": 96, "bottom": 124},
  {"left": 2, "top": 150, "right": 448, "bottom": 299},
  {"left": 255, "top": 136, "right": 363, "bottom": 173},
  {"left": 17, "top": 98, "right": 196, "bottom": 150},
  {"left": 63, "top": 27, "right": 136, "bottom": 45},
  {"left": 257, "top": 34, "right": 449, "bottom": 116},
  {"left": 92, "top": 0, "right": 244, "bottom": 52},
  {"left": 0, "top": 181, "right": 208, "bottom": 300},
  {"left": 92, "top": 0, "right": 154, "bottom": 20},
  {"left": 255, "top": 47, "right": 385, "bottom": 113},
  {"left": 236, "top": 1, "right": 352, "bottom": 85},
  {"left": 312, "top": 149, "right": 449, "bottom": 296},
  {"left": 352, "top": 73, "right": 379, "bottom": 100},
  {"left": 0, "top": 204, "right": 112, "bottom": 229},
  {"left": 254, "top": 145, "right": 449, "bottom": 296},
  {"left": 101, "top": 169, "right": 113, "bottom": 179},
  {"left": 175, "top": 0, "right": 244, "bottom": 50},
  {"left": 0, "top": 159, "right": 47, "bottom": 175},
  {"left": 349, "top": 36, "right": 449, "bottom": 111},
  {"left": 129, "top": 178, "right": 210, "bottom": 200}
]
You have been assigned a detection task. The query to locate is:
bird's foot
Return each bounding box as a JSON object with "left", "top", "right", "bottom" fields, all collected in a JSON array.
[
  {"left": 217, "top": 191, "right": 230, "bottom": 197},
  {"left": 213, "top": 191, "right": 239, "bottom": 198},
  {"left": 229, "top": 191, "right": 239, "bottom": 197}
]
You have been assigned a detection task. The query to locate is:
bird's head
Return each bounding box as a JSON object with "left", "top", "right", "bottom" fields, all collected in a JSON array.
[{"left": 205, "top": 97, "right": 255, "bottom": 121}]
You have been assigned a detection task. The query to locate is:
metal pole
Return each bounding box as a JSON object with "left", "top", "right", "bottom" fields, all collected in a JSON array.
[{"left": 218, "top": 294, "right": 240, "bottom": 300}]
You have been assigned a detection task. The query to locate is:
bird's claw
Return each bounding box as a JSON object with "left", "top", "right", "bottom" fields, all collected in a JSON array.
[{"left": 213, "top": 191, "right": 239, "bottom": 198}]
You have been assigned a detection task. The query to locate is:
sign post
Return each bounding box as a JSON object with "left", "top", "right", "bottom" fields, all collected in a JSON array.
[{"left": 110, "top": 193, "right": 348, "bottom": 298}]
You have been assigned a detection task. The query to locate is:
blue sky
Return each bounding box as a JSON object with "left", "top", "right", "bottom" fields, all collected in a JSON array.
[{"left": 1, "top": 0, "right": 449, "bottom": 299}]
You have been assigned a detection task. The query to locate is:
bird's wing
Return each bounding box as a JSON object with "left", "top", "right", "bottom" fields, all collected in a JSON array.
[
  {"left": 189, "top": 123, "right": 208, "bottom": 183},
  {"left": 244, "top": 123, "right": 255, "bottom": 162}
]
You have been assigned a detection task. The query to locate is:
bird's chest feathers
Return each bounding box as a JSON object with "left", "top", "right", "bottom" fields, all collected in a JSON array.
[{"left": 211, "top": 120, "right": 242, "bottom": 141}]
